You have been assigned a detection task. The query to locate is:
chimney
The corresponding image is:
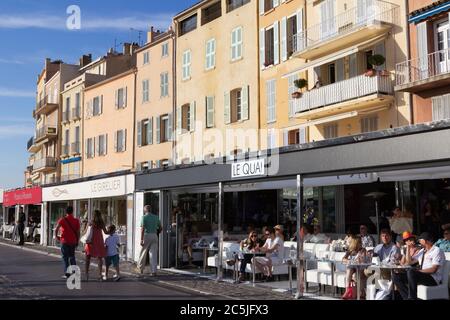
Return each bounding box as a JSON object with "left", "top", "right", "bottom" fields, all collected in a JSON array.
[
  {"left": 147, "top": 26, "right": 161, "bottom": 44},
  {"left": 79, "top": 54, "right": 92, "bottom": 67},
  {"left": 123, "top": 42, "right": 132, "bottom": 55},
  {"left": 130, "top": 42, "right": 139, "bottom": 55}
]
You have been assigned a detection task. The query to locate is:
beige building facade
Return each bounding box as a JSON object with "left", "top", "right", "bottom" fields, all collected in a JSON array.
[
  {"left": 174, "top": 0, "right": 260, "bottom": 163},
  {"left": 135, "top": 29, "right": 175, "bottom": 170}
]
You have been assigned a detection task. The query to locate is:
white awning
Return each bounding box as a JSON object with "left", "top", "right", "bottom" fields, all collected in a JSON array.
[
  {"left": 377, "top": 166, "right": 450, "bottom": 182},
  {"left": 282, "top": 34, "right": 387, "bottom": 79},
  {"left": 296, "top": 111, "right": 359, "bottom": 128}
]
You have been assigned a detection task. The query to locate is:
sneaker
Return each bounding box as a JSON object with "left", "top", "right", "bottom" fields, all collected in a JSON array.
[
  {"left": 61, "top": 274, "right": 69, "bottom": 279},
  {"left": 113, "top": 276, "right": 121, "bottom": 282}
]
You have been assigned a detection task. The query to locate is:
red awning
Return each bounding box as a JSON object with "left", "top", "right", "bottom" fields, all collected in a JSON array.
[{"left": 3, "top": 187, "right": 42, "bottom": 207}]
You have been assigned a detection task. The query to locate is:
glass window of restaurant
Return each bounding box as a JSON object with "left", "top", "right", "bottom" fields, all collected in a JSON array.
[
  {"left": 48, "top": 202, "right": 68, "bottom": 246},
  {"left": 92, "top": 197, "right": 128, "bottom": 236}
]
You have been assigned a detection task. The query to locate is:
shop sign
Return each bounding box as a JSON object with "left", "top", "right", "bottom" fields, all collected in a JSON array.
[
  {"left": 231, "top": 159, "right": 265, "bottom": 179},
  {"left": 3, "top": 187, "right": 42, "bottom": 207},
  {"left": 43, "top": 175, "right": 135, "bottom": 202}
]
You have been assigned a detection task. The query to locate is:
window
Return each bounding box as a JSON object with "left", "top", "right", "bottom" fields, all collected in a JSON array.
[
  {"left": 143, "top": 51, "right": 150, "bottom": 65},
  {"left": 328, "top": 63, "right": 336, "bottom": 84},
  {"left": 231, "top": 89, "right": 242, "bottom": 122},
  {"left": 116, "top": 87, "right": 126, "bottom": 109},
  {"left": 286, "top": 15, "right": 298, "bottom": 58},
  {"left": 64, "top": 129, "right": 70, "bottom": 155},
  {"left": 162, "top": 43, "right": 169, "bottom": 57},
  {"left": 227, "top": 0, "right": 250, "bottom": 13},
  {"left": 182, "top": 50, "right": 192, "bottom": 80},
  {"left": 365, "top": 50, "right": 374, "bottom": 70},
  {"left": 263, "top": 0, "right": 274, "bottom": 13},
  {"left": 182, "top": 104, "right": 191, "bottom": 131},
  {"left": 98, "top": 134, "right": 107, "bottom": 156},
  {"left": 179, "top": 14, "right": 197, "bottom": 36},
  {"left": 264, "top": 27, "right": 274, "bottom": 66},
  {"left": 267, "top": 129, "right": 277, "bottom": 149},
  {"left": 432, "top": 94, "right": 450, "bottom": 121},
  {"left": 225, "top": 86, "right": 249, "bottom": 124},
  {"left": 86, "top": 138, "right": 94, "bottom": 159},
  {"left": 324, "top": 123, "right": 338, "bottom": 139},
  {"left": 142, "top": 80, "right": 149, "bottom": 102},
  {"left": 93, "top": 96, "right": 102, "bottom": 116},
  {"left": 231, "top": 27, "right": 243, "bottom": 61},
  {"left": 360, "top": 116, "right": 378, "bottom": 133},
  {"left": 206, "top": 96, "right": 215, "bottom": 128},
  {"left": 64, "top": 97, "right": 70, "bottom": 122},
  {"left": 115, "top": 129, "right": 126, "bottom": 152},
  {"left": 205, "top": 39, "right": 216, "bottom": 70},
  {"left": 266, "top": 79, "right": 276, "bottom": 123},
  {"left": 160, "top": 115, "right": 169, "bottom": 143},
  {"left": 288, "top": 129, "right": 300, "bottom": 145},
  {"left": 75, "top": 92, "right": 80, "bottom": 110},
  {"left": 160, "top": 72, "right": 169, "bottom": 97},
  {"left": 288, "top": 75, "right": 298, "bottom": 118},
  {"left": 202, "top": 1, "right": 222, "bottom": 26},
  {"left": 138, "top": 118, "right": 152, "bottom": 146}
]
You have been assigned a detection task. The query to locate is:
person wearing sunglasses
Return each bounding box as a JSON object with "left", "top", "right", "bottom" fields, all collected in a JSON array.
[
  {"left": 238, "top": 231, "right": 264, "bottom": 282},
  {"left": 253, "top": 226, "right": 285, "bottom": 282},
  {"left": 435, "top": 227, "right": 450, "bottom": 252}
]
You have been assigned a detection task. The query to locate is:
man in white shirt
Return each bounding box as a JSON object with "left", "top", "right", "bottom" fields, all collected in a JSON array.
[{"left": 392, "top": 232, "right": 445, "bottom": 300}]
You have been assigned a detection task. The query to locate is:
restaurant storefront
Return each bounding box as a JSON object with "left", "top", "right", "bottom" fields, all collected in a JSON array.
[
  {"left": 135, "top": 122, "right": 450, "bottom": 278},
  {"left": 1, "top": 187, "right": 42, "bottom": 243},
  {"left": 42, "top": 173, "right": 135, "bottom": 260}
]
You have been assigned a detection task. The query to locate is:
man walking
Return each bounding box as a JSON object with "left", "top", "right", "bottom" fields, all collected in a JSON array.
[
  {"left": 137, "top": 205, "right": 161, "bottom": 276},
  {"left": 16, "top": 207, "right": 26, "bottom": 246},
  {"left": 55, "top": 206, "right": 80, "bottom": 278}
]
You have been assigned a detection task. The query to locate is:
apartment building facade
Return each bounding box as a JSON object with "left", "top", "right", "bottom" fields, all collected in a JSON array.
[
  {"left": 135, "top": 28, "right": 175, "bottom": 171},
  {"left": 395, "top": 0, "right": 450, "bottom": 124},
  {"left": 260, "top": 0, "right": 410, "bottom": 149},
  {"left": 174, "top": 0, "right": 260, "bottom": 163}
]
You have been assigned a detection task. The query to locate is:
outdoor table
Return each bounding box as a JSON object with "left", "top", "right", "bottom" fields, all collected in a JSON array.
[
  {"left": 202, "top": 247, "right": 218, "bottom": 273},
  {"left": 283, "top": 258, "right": 296, "bottom": 293},
  {"left": 370, "top": 264, "right": 415, "bottom": 300},
  {"left": 345, "top": 262, "right": 373, "bottom": 300}
]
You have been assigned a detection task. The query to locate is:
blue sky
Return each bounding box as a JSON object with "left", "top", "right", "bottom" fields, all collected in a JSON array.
[{"left": 0, "top": 0, "right": 198, "bottom": 189}]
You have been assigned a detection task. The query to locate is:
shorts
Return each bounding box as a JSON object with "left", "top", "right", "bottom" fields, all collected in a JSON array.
[{"left": 105, "top": 255, "right": 120, "bottom": 267}]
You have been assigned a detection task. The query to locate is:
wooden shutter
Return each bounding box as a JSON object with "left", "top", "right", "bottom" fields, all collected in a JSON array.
[
  {"left": 156, "top": 116, "right": 161, "bottom": 144},
  {"left": 241, "top": 85, "right": 249, "bottom": 121},
  {"left": 260, "top": 29, "right": 265, "bottom": 69},
  {"left": 137, "top": 121, "right": 142, "bottom": 146},
  {"left": 281, "top": 17, "right": 287, "bottom": 62},
  {"left": 274, "top": 21, "right": 279, "bottom": 65},
  {"left": 224, "top": 92, "right": 231, "bottom": 124}
]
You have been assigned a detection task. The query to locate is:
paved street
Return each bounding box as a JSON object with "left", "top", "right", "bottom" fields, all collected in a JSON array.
[{"left": 0, "top": 243, "right": 224, "bottom": 300}]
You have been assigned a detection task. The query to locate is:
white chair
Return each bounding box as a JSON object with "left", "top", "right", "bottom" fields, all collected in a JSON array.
[
  {"left": 417, "top": 260, "right": 450, "bottom": 300},
  {"left": 333, "top": 252, "right": 348, "bottom": 289}
]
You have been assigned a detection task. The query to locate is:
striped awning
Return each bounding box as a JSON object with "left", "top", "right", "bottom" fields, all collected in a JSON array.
[{"left": 409, "top": 0, "right": 450, "bottom": 24}]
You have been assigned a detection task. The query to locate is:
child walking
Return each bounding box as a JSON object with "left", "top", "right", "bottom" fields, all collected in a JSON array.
[{"left": 105, "top": 225, "right": 121, "bottom": 281}]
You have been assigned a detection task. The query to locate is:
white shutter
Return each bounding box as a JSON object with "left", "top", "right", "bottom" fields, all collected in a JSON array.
[
  {"left": 149, "top": 117, "right": 153, "bottom": 145},
  {"left": 123, "top": 129, "right": 127, "bottom": 151},
  {"left": 320, "top": 1, "right": 328, "bottom": 40},
  {"left": 260, "top": 29, "right": 265, "bottom": 69},
  {"left": 313, "top": 66, "right": 320, "bottom": 84},
  {"left": 137, "top": 121, "right": 142, "bottom": 146},
  {"left": 417, "top": 22, "right": 429, "bottom": 79},
  {"left": 156, "top": 116, "right": 161, "bottom": 144},
  {"left": 274, "top": 21, "right": 279, "bottom": 65},
  {"left": 296, "top": 8, "right": 303, "bottom": 51},
  {"left": 241, "top": 85, "right": 249, "bottom": 121},
  {"left": 124, "top": 87, "right": 127, "bottom": 107},
  {"left": 206, "top": 96, "right": 215, "bottom": 128},
  {"left": 273, "top": 0, "right": 280, "bottom": 8},
  {"left": 283, "top": 130, "right": 289, "bottom": 146},
  {"left": 336, "top": 58, "right": 344, "bottom": 81},
  {"left": 176, "top": 106, "right": 182, "bottom": 134},
  {"left": 95, "top": 136, "right": 99, "bottom": 156},
  {"left": 85, "top": 138, "right": 89, "bottom": 157},
  {"left": 104, "top": 134, "right": 108, "bottom": 155},
  {"left": 115, "top": 90, "right": 119, "bottom": 109},
  {"left": 86, "top": 100, "right": 93, "bottom": 119},
  {"left": 189, "top": 101, "right": 196, "bottom": 132},
  {"left": 224, "top": 92, "right": 231, "bottom": 124},
  {"left": 259, "top": 0, "right": 265, "bottom": 15},
  {"left": 299, "top": 127, "right": 306, "bottom": 144},
  {"left": 100, "top": 95, "right": 103, "bottom": 115},
  {"left": 168, "top": 113, "right": 173, "bottom": 141},
  {"left": 114, "top": 131, "right": 118, "bottom": 152},
  {"left": 281, "top": 17, "right": 287, "bottom": 62},
  {"left": 328, "top": 0, "right": 336, "bottom": 35}
]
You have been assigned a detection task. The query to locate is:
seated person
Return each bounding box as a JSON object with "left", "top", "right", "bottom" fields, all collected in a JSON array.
[
  {"left": 291, "top": 224, "right": 314, "bottom": 242},
  {"left": 399, "top": 232, "right": 421, "bottom": 267},
  {"left": 253, "top": 226, "right": 285, "bottom": 282},
  {"left": 392, "top": 232, "right": 446, "bottom": 300},
  {"left": 182, "top": 226, "right": 199, "bottom": 267},
  {"left": 434, "top": 227, "right": 450, "bottom": 252},
  {"left": 359, "top": 224, "right": 376, "bottom": 248},
  {"left": 309, "top": 225, "right": 329, "bottom": 244},
  {"left": 238, "top": 231, "right": 264, "bottom": 282},
  {"left": 342, "top": 236, "right": 369, "bottom": 299},
  {"left": 373, "top": 229, "right": 401, "bottom": 265}
]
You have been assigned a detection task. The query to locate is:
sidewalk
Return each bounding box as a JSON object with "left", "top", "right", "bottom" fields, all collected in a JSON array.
[{"left": 0, "top": 238, "right": 332, "bottom": 300}]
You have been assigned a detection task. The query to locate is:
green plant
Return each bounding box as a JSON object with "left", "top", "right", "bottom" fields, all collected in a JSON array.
[
  {"left": 368, "top": 54, "right": 386, "bottom": 68},
  {"left": 294, "top": 78, "right": 308, "bottom": 90}
]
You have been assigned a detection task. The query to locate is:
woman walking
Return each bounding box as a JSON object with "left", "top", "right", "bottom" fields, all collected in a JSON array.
[{"left": 85, "top": 210, "right": 108, "bottom": 282}]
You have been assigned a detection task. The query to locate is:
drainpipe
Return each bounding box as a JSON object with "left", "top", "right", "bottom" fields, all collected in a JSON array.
[
  {"left": 132, "top": 69, "right": 137, "bottom": 170},
  {"left": 171, "top": 24, "right": 178, "bottom": 165},
  {"left": 404, "top": 0, "right": 414, "bottom": 124}
]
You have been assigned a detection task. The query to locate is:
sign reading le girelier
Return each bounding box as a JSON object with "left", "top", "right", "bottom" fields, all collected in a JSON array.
[{"left": 232, "top": 159, "right": 265, "bottom": 179}]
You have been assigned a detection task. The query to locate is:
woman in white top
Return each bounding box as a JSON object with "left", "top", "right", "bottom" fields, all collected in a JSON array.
[{"left": 253, "top": 225, "right": 285, "bottom": 282}]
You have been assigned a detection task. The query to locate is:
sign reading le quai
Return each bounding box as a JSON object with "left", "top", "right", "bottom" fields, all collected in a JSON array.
[{"left": 232, "top": 159, "right": 265, "bottom": 179}]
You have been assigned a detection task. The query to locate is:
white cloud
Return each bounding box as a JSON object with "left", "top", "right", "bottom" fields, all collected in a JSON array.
[
  {"left": 0, "top": 87, "right": 35, "bottom": 98},
  {"left": 0, "top": 58, "right": 24, "bottom": 65},
  {"left": 0, "top": 13, "right": 173, "bottom": 31},
  {"left": 0, "top": 125, "right": 34, "bottom": 138}
]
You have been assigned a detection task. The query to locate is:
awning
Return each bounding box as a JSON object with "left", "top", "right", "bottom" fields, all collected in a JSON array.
[
  {"left": 3, "top": 187, "right": 42, "bottom": 207},
  {"left": 282, "top": 34, "right": 387, "bottom": 79},
  {"left": 377, "top": 165, "right": 450, "bottom": 182},
  {"left": 296, "top": 111, "right": 359, "bottom": 128},
  {"left": 409, "top": 1, "right": 450, "bottom": 24}
]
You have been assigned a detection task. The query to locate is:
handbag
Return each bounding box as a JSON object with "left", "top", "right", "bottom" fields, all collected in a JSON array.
[{"left": 80, "top": 225, "right": 93, "bottom": 244}]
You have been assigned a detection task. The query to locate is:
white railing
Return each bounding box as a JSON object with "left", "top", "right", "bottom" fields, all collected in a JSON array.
[
  {"left": 33, "top": 157, "right": 56, "bottom": 171},
  {"left": 396, "top": 48, "right": 450, "bottom": 86},
  {"left": 293, "top": 0, "right": 398, "bottom": 53},
  {"left": 294, "top": 74, "right": 393, "bottom": 114}
]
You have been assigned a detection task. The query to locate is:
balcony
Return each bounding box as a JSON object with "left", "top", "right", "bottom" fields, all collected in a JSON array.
[
  {"left": 27, "top": 137, "right": 40, "bottom": 153},
  {"left": 294, "top": 74, "right": 394, "bottom": 120},
  {"left": 395, "top": 48, "right": 450, "bottom": 98},
  {"left": 71, "top": 107, "right": 81, "bottom": 120},
  {"left": 71, "top": 142, "right": 81, "bottom": 155},
  {"left": 35, "top": 96, "right": 58, "bottom": 117},
  {"left": 32, "top": 157, "right": 57, "bottom": 173},
  {"left": 293, "top": 1, "right": 398, "bottom": 60},
  {"left": 35, "top": 126, "right": 57, "bottom": 143},
  {"left": 61, "top": 174, "right": 81, "bottom": 182},
  {"left": 62, "top": 144, "right": 70, "bottom": 157},
  {"left": 62, "top": 110, "right": 70, "bottom": 124}
]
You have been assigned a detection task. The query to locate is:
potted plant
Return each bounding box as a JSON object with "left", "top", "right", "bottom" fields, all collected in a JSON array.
[
  {"left": 366, "top": 54, "right": 386, "bottom": 77},
  {"left": 292, "top": 78, "right": 308, "bottom": 99}
]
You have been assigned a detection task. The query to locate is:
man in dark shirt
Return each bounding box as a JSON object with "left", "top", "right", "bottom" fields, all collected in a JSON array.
[{"left": 17, "top": 207, "right": 26, "bottom": 246}]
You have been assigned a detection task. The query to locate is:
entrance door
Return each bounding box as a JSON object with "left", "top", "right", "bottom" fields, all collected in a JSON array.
[{"left": 435, "top": 20, "right": 450, "bottom": 74}]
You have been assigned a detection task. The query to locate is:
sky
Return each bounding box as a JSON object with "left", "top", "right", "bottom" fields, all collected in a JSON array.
[{"left": 0, "top": 0, "right": 198, "bottom": 190}]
